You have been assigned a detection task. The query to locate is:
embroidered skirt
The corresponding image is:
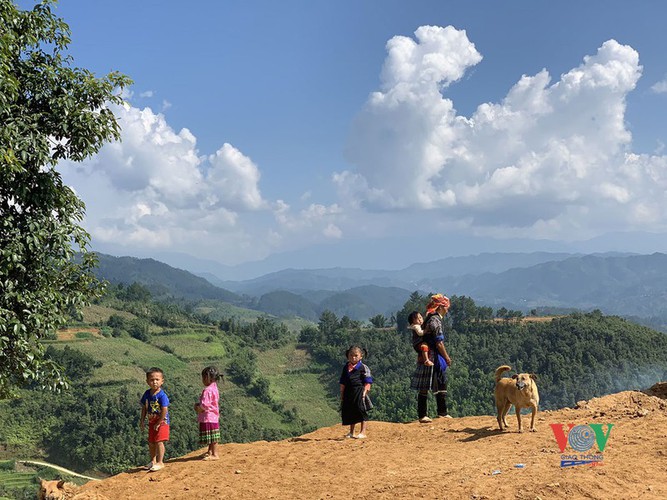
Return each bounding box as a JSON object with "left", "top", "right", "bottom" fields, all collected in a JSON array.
[
  {"left": 410, "top": 363, "right": 447, "bottom": 392},
  {"left": 199, "top": 422, "right": 220, "bottom": 444}
]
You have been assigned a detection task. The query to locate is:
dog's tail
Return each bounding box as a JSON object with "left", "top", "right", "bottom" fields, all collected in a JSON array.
[{"left": 495, "top": 365, "right": 512, "bottom": 382}]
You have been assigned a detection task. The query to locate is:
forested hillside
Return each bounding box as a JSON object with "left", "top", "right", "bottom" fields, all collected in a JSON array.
[
  {"left": 94, "top": 254, "right": 242, "bottom": 303},
  {"left": 300, "top": 293, "right": 667, "bottom": 421},
  {"left": 0, "top": 284, "right": 334, "bottom": 498}
]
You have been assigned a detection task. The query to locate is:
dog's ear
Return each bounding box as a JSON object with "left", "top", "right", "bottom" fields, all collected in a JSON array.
[
  {"left": 512, "top": 374, "right": 518, "bottom": 379},
  {"left": 530, "top": 373, "right": 538, "bottom": 381},
  {"left": 57, "top": 480, "right": 66, "bottom": 488}
]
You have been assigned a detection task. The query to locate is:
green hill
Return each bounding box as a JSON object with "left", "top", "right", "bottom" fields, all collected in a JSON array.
[
  {"left": 94, "top": 254, "right": 242, "bottom": 303},
  {"left": 0, "top": 287, "right": 335, "bottom": 483}
]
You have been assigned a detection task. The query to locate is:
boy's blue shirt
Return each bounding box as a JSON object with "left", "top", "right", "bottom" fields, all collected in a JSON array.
[{"left": 140, "top": 389, "right": 170, "bottom": 424}]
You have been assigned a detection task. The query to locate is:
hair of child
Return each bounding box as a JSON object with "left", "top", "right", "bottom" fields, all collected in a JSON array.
[
  {"left": 202, "top": 365, "right": 223, "bottom": 383},
  {"left": 345, "top": 345, "right": 368, "bottom": 358},
  {"left": 407, "top": 310, "right": 421, "bottom": 324}
]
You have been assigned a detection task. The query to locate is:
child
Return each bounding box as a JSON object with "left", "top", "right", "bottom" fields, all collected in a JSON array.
[
  {"left": 194, "top": 366, "right": 222, "bottom": 460},
  {"left": 140, "top": 367, "right": 170, "bottom": 472},
  {"left": 339, "top": 346, "right": 373, "bottom": 439},
  {"left": 408, "top": 311, "right": 434, "bottom": 367}
]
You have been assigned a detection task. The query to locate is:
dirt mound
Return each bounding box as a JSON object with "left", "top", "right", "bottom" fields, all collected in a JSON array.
[
  {"left": 644, "top": 382, "right": 667, "bottom": 399},
  {"left": 77, "top": 388, "right": 667, "bottom": 500}
]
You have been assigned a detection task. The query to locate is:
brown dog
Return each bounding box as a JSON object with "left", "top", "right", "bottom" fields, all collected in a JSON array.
[
  {"left": 38, "top": 479, "right": 109, "bottom": 500},
  {"left": 494, "top": 365, "right": 539, "bottom": 432},
  {"left": 38, "top": 480, "right": 75, "bottom": 500}
]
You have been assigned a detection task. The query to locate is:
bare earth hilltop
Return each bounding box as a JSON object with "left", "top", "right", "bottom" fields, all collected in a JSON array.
[{"left": 76, "top": 385, "right": 667, "bottom": 500}]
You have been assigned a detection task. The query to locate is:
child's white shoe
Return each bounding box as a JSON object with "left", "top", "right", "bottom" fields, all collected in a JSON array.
[
  {"left": 355, "top": 433, "right": 367, "bottom": 439},
  {"left": 345, "top": 432, "right": 354, "bottom": 438}
]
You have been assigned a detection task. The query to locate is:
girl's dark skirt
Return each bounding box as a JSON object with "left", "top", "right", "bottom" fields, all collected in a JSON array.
[{"left": 199, "top": 422, "right": 220, "bottom": 444}]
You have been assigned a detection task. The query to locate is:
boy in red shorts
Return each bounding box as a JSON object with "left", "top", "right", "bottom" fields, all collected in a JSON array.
[{"left": 140, "top": 367, "right": 170, "bottom": 471}]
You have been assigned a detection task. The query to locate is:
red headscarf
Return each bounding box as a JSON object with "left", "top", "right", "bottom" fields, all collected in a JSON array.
[{"left": 426, "top": 293, "right": 450, "bottom": 314}]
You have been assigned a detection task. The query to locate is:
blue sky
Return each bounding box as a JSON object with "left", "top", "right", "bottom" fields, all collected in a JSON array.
[{"left": 48, "top": 0, "right": 667, "bottom": 273}]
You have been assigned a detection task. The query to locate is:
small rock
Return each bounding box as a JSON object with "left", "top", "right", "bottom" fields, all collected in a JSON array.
[{"left": 234, "top": 470, "right": 242, "bottom": 474}]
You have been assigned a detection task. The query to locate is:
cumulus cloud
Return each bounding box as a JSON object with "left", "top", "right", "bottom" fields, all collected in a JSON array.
[
  {"left": 207, "top": 144, "right": 267, "bottom": 211},
  {"left": 57, "top": 25, "right": 667, "bottom": 266},
  {"left": 58, "top": 103, "right": 269, "bottom": 255},
  {"left": 58, "top": 100, "right": 350, "bottom": 263},
  {"left": 340, "top": 27, "right": 667, "bottom": 239},
  {"left": 273, "top": 200, "right": 343, "bottom": 237}
]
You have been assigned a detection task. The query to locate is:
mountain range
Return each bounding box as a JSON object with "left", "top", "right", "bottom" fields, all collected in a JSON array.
[{"left": 92, "top": 251, "right": 667, "bottom": 327}]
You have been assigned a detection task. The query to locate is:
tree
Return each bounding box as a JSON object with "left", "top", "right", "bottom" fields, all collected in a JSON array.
[
  {"left": 369, "top": 314, "right": 387, "bottom": 328},
  {"left": 318, "top": 310, "right": 339, "bottom": 338},
  {"left": 0, "top": 0, "right": 131, "bottom": 397}
]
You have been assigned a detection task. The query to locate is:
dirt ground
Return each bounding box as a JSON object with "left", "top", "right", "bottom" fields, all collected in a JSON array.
[
  {"left": 55, "top": 328, "right": 101, "bottom": 341},
  {"left": 75, "top": 385, "right": 667, "bottom": 500}
]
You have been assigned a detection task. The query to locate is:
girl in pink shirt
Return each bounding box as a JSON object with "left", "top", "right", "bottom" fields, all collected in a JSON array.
[{"left": 194, "top": 366, "right": 222, "bottom": 460}]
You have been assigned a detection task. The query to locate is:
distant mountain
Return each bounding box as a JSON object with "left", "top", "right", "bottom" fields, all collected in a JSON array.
[
  {"left": 213, "top": 252, "right": 581, "bottom": 294},
  {"left": 215, "top": 267, "right": 409, "bottom": 295},
  {"left": 94, "top": 254, "right": 241, "bottom": 303},
  {"left": 91, "top": 251, "right": 667, "bottom": 324},
  {"left": 426, "top": 252, "right": 667, "bottom": 317},
  {"left": 256, "top": 291, "right": 319, "bottom": 321}
]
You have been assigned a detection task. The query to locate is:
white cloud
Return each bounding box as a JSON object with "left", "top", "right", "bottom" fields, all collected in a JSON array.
[
  {"left": 273, "top": 201, "right": 343, "bottom": 232},
  {"left": 651, "top": 78, "right": 667, "bottom": 94},
  {"left": 59, "top": 103, "right": 270, "bottom": 258},
  {"left": 207, "top": 144, "right": 267, "bottom": 211},
  {"left": 339, "top": 28, "right": 667, "bottom": 239},
  {"left": 56, "top": 26, "right": 667, "bottom": 267},
  {"left": 323, "top": 223, "right": 342, "bottom": 239},
  {"left": 139, "top": 90, "right": 154, "bottom": 98}
]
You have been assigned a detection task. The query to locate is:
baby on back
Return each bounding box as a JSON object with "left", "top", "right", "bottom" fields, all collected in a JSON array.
[{"left": 408, "top": 310, "right": 434, "bottom": 367}]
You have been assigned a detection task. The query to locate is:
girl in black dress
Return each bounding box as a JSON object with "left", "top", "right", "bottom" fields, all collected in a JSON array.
[{"left": 339, "top": 346, "right": 373, "bottom": 439}]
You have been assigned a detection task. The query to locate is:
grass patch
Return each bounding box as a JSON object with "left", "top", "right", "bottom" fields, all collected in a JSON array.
[
  {"left": 45, "top": 337, "right": 199, "bottom": 394},
  {"left": 81, "top": 304, "right": 136, "bottom": 323},
  {"left": 151, "top": 335, "right": 227, "bottom": 362},
  {"left": 256, "top": 344, "right": 338, "bottom": 427},
  {"left": 194, "top": 301, "right": 265, "bottom": 322},
  {"left": 0, "top": 471, "right": 34, "bottom": 488}
]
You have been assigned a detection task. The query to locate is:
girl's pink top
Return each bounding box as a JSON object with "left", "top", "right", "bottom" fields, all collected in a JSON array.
[{"left": 198, "top": 383, "right": 220, "bottom": 423}]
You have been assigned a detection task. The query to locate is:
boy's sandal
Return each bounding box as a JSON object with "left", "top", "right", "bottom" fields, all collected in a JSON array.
[
  {"left": 345, "top": 432, "right": 354, "bottom": 438},
  {"left": 202, "top": 455, "right": 219, "bottom": 461},
  {"left": 145, "top": 462, "right": 153, "bottom": 470},
  {"left": 148, "top": 464, "right": 164, "bottom": 472},
  {"left": 355, "top": 433, "right": 367, "bottom": 439},
  {"left": 419, "top": 416, "right": 432, "bottom": 423}
]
